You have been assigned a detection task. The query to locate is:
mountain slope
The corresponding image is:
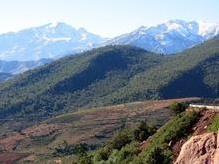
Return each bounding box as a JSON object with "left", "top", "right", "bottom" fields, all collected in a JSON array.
[
  {"left": 0, "top": 22, "right": 105, "bottom": 61},
  {"left": 107, "top": 20, "right": 219, "bottom": 54},
  {"left": 0, "top": 46, "right": 163, "bottom": 119},
  {"left": 0, "top": 59, "right": 51, "bottom": 74},
  {"left": 0, "top": 73, "right": 12, "bottom": 82},
  {"left": 0, "top": 39, "right": 218, "bottom": 121},
  {"left": 110, "top": 39, "right": 219, "bottom": 103}
]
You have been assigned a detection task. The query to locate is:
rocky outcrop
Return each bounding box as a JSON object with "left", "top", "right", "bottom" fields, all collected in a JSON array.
[{"left": 175, "top": 131, "right": 219, "bottom": 164}]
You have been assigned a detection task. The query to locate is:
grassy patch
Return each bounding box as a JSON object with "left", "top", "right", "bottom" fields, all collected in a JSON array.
[
  {"left": 208, "top": 114, "right": 219, "bottom": 132},
  {"left": 134, "top": 111, "right": 199, "bottom": 164}
]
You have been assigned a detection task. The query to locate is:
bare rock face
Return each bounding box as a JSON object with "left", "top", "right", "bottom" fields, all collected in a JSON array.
[{"left": 175, "top": 131, "right": 219, "bottom": 164}]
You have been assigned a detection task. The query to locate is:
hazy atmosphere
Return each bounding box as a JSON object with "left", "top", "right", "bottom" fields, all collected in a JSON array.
[{"left": 0, "top": 0, "right": 219, "bottom": 37}]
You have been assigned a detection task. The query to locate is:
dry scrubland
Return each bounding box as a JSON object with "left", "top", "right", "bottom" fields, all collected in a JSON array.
[{"left": 0, "top": 98, "right": 197, "bottom": 163}]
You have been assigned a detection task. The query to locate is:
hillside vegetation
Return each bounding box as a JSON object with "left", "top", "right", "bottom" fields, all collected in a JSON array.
[
  {"left": 90, "top": 111, "right": 199, "bottom": 164},
  {"left": 0, "top": 38, "right": 218, "bottom": 122},
  {"left": 0, "top": 98, "right": 197, "bottom": 163},
  {"left": 0, "top": 46, "right": 164, "bottom": 120}
]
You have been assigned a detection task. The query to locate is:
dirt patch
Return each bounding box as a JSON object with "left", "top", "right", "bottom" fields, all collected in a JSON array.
[
  {"left": 0, "top": 133, "right": 26, "bottom": 152},
  {"left": 192, "top": 110, "right": 216, "bottom": 135},
  {"left": 0, "top": 124, "right": 63, "bottom": 152},
  {"left": 0, "top": 153, "right": 29, "bottom": 164},
  {"left": 22, "top": 123, "right": 63, "bottom": 137}
]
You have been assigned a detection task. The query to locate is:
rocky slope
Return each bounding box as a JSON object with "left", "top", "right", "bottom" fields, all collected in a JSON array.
[{"left": 175, "top": 132, "right": 219, "bottom": 164}]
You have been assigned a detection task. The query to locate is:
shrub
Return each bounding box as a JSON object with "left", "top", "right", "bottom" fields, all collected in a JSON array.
[
  {"left": 133, "top": 121, "right": 157, "bottom": 142},
  {"left": 53, "top": 141, "right": 89, "bottom": 157},
  {"left": 107, "top": 142, "right": 141, "bottom": 164},
  {"left": 143, "top": 146, "right": 172, "bottom": 164},
  {"left": 110, "top": 130, "right": 133, "bottom": 150},
  {"left": 170, "top": 102, "right": 189, "bottom": 114},
  {"left": 94, "top": 145, "right": 112, "bottom": 162},
  {"left": 78, "top": 153, "right": 93, "bottom": 164},
  {"left": 94, "top": 129, "right": 133, "bottom": 162}
]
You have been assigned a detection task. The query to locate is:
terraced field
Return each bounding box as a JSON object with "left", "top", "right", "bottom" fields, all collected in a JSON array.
[{"left": 0, "top": 98, "right": 198, "bottom": 163}]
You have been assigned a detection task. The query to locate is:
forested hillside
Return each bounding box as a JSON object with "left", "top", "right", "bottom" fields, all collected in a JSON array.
[
  {"left": 0, "top": 38, "right": 218, "bottom": 121},
  {"left": 0, "top": 46, "right": 163, "bottom": 120}
]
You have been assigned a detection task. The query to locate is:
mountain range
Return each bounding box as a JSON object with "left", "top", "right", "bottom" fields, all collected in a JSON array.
[
  {"left": 0, "top": 22, "right": 105, "bottom": 61},
  {"left": 0, "top": 21, "right": 218, "bottom": 163},
  {"left": 0, "top": 36, "right": 218, "bottom": 121},
  {"left": 0, "top": 20, "right": 218, "bottom": 76},
  {"left": 0, "top": 20, "right": 219, "bottom": 62},
  {"left": 108, "top": 20, "right": 219, "bottom": 54}
]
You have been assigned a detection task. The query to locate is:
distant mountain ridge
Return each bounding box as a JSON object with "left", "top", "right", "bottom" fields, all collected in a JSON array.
[
  {"left": 0, "top": 59, "right": 51, "bottom": 74},
  {"left": 0, "top": 20, "right": 218, "bottom": 75},
  {"left": 107, "top": 20, "right": 219, "bottom": 54},
  {"left": 0, "top": 20, "right": 219, "bottom": 62},
  {"left": 0, "top": 72, "right": 12, "bottom": 82},
  {"left": 0, "top": 22, "right": 106, "bottom": 61}
]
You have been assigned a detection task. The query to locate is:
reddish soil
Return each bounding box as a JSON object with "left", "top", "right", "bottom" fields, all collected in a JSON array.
[
  {"left": 0, "top": 153, "right": 29, "bottom": 164},
  {"left": 0, "top": 124, "right": 63, "bottom": 152},
  {"left": 0, "top": 97, "right": 199, "bottom": 162}
]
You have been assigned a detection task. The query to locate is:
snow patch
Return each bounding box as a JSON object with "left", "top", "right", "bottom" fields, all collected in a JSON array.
[{"left": 42, "top": 36, "right": 72, "bottom": 42}]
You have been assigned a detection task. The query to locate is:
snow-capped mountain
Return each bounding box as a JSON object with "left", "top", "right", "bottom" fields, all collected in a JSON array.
[
  {"left": 107, "top": 20, "right": 219, "bottom": 54},
  {"left": 0, "top": 22, "right": 106, "bottom": 61}
]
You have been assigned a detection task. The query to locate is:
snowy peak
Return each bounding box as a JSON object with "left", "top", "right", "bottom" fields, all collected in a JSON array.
[
  {"left": 107, "top": 20, "right": 219, "bottom": 54},
  {"left": 198, "top": 21, "right": 219, "bottom": 39},
  {"left": 0, "top": 22, "right": 105, "bottom": 61}
]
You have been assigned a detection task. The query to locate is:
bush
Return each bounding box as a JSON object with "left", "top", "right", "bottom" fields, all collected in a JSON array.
[
  {"left": 107, "top": 142, "right": 141, "bottom": 164},
  {"left": 94, "top": 129, "right": 133, "bottom": 162},
  {"left": 170, "top": 102, "right": 189, "bottom": 114},
  {"left": 110, "top": 130, "right": 133, "bottom": 150},
  {"left": 53, "top": 141, "right": 89, "bottom": 157},
  {"left": 133, "top": 121, "right": 157, "bottom": 142},
  {"left": 143, "top": 146, "right": 172, "bottom": 164},
  {"left": 94, "top": 146, "right": 112, "bottom": 161},
  {"left": 78, "top": 153, "right": 93, "bottom": 164}
]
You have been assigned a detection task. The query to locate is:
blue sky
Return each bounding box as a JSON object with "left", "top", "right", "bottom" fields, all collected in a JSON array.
[{"left": 0, "top": 0, "right": 219, "bottom": 37}]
